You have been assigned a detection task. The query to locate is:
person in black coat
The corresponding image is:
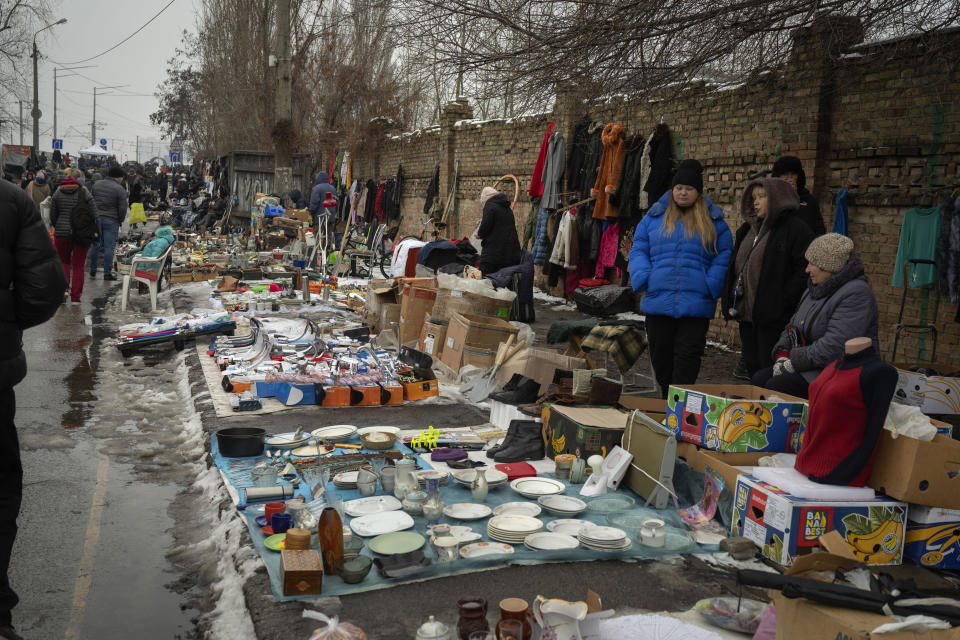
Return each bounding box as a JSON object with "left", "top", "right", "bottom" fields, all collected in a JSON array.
[
  {"left": 0, "top": 180, "right": 66, "bottom": 640},
  {"left": 772, "top": 155, "right": 825, "bottom": 236},
  {"left": 722, "top": 178, "right": 814, "bottom": 376},
  {"left": 476, "top": 187, "right": 522, "bottom": 275}
]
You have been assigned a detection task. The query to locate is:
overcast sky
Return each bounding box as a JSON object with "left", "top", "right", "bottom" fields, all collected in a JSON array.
[{"left": 21, "top": 0, "right": 198, "bottom": 161}]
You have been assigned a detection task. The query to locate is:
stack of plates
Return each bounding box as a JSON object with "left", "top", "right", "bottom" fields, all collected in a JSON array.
[
  {"left": 493, "top": 502, "right": 542, "bottom": 518},
  {"left": 452, "top": 468, "right": 508, "bottom": 488},
  {"left": 510, "top": 477, "right": 565, "bottom": 499},
  {"left": 537, "top": 495, "right": 587, "bottom": 516},
  {"left": 265, "top": 432, "right": 311, "bottom": 450},
  {"left": 415, "top": 470, "right": 450, "bottom": 487},
  {"left": 578, "top": 525, "right": 632, "bottom": 552},
  {"left": 311, "top": 424, "right": 358, "bottom": 442},
  {"left": 546, "top": 519, "right": 592, "bottom": 536},
  {"left": 524, "top": 532, "right": 580, "bottom": 551},
  {"left": 487, "top": 514, "right": 543, "bottom": 543},
  {"left": 333, "top": 470, "right": 359, "bottom": 489}
]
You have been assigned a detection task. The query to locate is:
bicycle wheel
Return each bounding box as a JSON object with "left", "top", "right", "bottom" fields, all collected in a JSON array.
[{"left": 379, "top": 251, "right": 391, "bottom": 278}]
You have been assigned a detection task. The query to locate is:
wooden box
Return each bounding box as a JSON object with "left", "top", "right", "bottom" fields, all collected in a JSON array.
[{"left": 281, "top": 549, "right": 323, "bottom": 596}]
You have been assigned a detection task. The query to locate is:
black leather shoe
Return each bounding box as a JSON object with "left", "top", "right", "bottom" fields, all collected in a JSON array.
[
  {"left": 486, "top": 419, "right": 522, "bottom": 458},
  {"left": 103, "top": 274, "right": 117, "bottom": 281},
  {"left": 493, "top": 420, "right": 544, "bottom": 463}
]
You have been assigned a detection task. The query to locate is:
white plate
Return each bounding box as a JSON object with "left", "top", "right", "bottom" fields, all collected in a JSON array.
[
  {"left": 291, "top": 444, "right": 335, "bottom": 457},
  {"left": 452, "top": 468, "right": 509, "bottom": 485},
  {"left": 357, "top": 426, "right": 401, "bottom": 437},
  {"left": 349, "top": 510, "right": 415, "bottom": 537},
  {"left": 537, "top": 495, "right": 587, "bottom": 514},
  {"left": 487, "top": 514, "right": 543, "bottom": 533},
  {"left": 344, "top": 495, "right": 403, "bottom": 517},
  {"left": 460, "top": 542, "right": 514, "bottom": 559},
  {"left": 442, "top": 503, "right": 493, "bottom": 520},
  {"left": 579, "top": 525, "right": 628, "bottom": 543},
  {"left": 445, "top": 526, "right": 482, "bottom": 544},
  {"left": 493, "top": 502, "right": 542, "bottom": 518},
  {"left": 265, "top": 432, "right": 311, "bottom": 449},
  {"left": 311, "top": 425, "right": 358, "bottom": 441},
  {"left": 334, "top": 471, "right": 359, "bottom": 484},
  {"left": 510, "top": 477, "right": 565, "bottom": 498},
  {"left": 524, "top": 532, "right": 580, "bottom": 551},
  {"left": 546, "top": 519, "right": 592, "bottom": 536},
  {"left": 582, "top": 539, "right": 633, "bottom": 552}
]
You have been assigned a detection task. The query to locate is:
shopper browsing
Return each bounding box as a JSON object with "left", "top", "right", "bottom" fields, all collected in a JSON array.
[
  {"left": 628, "top": 159, "right": 733, "bottom": 398},
  {"left": 88, "top": 165, "right": 128, "bottom": 281}
]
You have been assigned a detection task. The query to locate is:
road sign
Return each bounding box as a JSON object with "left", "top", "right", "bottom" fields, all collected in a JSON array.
[
  {"left": 170, "top": 136, "right": 184, "bottom": 152},
  {"left": 99, "top": 138, "right": 107, "bottom": 150},
  {"left": 51, "top": 139, "right": 63, "bottom": 150},
  {"left": 169, "top": 151, "right": 181, "bottom": 163}
]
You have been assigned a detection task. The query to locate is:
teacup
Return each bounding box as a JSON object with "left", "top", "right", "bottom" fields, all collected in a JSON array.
[
  {"left": 434, "top": 536, "right": 459, "bottom": 563},
  {"left": 379, "top": 466, "right": 396, "bottom": 492},
  {"left": 357, "top": 479, "right": 377, "bottom": 496}
]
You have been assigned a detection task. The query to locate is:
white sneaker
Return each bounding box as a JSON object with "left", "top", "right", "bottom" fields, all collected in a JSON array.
[{"left": 70, "top": 300, "right": 81, "bottom": 306}]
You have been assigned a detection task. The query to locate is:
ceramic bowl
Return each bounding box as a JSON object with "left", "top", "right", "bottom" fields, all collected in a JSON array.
[
  {"left": 343, "top": 535, "right": 365, "bottom": 559},
  {"left": 340, "top": 555, "right": 373, "bottom": 583}
]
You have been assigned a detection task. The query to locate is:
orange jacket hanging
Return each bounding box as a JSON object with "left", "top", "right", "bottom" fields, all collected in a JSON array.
[{"left": 591, "top": 123, "right": 627, "bottom": 220}]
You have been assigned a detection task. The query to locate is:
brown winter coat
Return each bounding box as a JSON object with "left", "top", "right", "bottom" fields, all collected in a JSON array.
[{"left": 591, "top": 123, "right": 627, "bottom": 220}]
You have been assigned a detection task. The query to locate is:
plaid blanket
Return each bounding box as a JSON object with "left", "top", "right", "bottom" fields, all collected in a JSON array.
[{"left": 581, "top": 322, "right": 647, "bottom": 375}]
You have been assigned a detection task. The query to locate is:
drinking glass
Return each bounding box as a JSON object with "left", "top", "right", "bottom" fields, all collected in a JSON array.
[{"left": 497, "top": 620, "right": 523, "bottom": 640}]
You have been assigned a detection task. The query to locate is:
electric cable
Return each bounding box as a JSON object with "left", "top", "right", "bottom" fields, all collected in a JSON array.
[{"left": 49, "top": 0, "right": 178, "bottom": 65}]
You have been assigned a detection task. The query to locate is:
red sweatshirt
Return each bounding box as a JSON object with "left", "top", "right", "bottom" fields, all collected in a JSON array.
[
  {"left": 794, "top": 347, "right": 898, "bottom": 487},
  {"left": 528, "top": 121, "right": 555, "bottom": 198}
]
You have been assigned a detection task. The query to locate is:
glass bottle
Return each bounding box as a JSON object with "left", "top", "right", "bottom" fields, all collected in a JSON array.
[
  {"left": 393, "top": 457, "right": 417, "bottom": 500},
  {"left": 422, "top": 476, "right": 444, "bottom": 524},
  {"left": 471, "top": 468, "right": 489, "bottom": 502}
]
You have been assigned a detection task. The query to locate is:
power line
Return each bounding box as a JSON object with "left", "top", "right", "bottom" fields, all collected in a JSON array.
[{"left": 49, "top": 0, "right": 179, "bottom": 65}]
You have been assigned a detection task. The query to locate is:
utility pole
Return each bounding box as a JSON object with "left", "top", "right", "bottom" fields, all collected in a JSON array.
[
  {"left": 273, "top": 0, "right": 293, "bottom": 199},
  {"left": 91, "top": 86, "right": 97, "bottom": 145},
  {"left": 18, "top": 101, "right": 23, "bottom": 145},
  {"left": 136, "top": 135, "right": 139, "bottom": 163},
  {"left": 53, "top": 69, "right": 58, "bottom": 142}
]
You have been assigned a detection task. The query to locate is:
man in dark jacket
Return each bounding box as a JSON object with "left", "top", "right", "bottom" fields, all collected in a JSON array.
[
  {"left": 0, "top": 179, "right": 66, "bottom": 640},
  {"left": 88, "top": 165, "right": 128, "bottom": 280},
  {"left": 308, "top": 171, "right": 338, "bottom": 229},
  {"left": 771, "top": 156, "right": 825, "bottom": 236},
  {"left": 723, "top": 178, "right": 814, "bottom": 376},
  {"left": 476, "top": 187, "right": 522, "bottom": 275}
]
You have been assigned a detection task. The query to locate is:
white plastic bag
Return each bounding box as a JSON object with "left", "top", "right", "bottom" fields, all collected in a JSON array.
[
  {"left": 884, "top": 402, "right": 937, "bottom": 441},
  {"left": 304, "top": 610, "right": 367, "bottom": 640}
]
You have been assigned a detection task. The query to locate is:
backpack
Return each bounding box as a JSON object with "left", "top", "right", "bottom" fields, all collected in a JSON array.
[{"left": 70, "top": 191, "right": 98, "bottom": 246}]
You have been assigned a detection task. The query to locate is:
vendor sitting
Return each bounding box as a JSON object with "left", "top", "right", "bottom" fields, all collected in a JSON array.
[{"left": 476, "top": 186, "right": 522, "bottom": 275}]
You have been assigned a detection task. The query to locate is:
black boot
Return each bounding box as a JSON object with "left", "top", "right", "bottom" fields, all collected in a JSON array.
[
  {"left": 486, "top": 419, "right": 522, "bottom": 458},
  {"left": 493, "top": 420, "right": 545, "bottom": 463}
]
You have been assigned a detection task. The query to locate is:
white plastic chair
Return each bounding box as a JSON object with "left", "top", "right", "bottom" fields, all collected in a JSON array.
[{"left": 120, "top": 245, "right": 172, "bottom": 312}]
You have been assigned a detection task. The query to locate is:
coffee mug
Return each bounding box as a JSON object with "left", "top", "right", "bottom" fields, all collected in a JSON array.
[
  {"left": 271, "top": 512, "right": 293, "bottom": 534},
  {"left": 264, "top": 501, "right": 285, "bottom": 523},
  {"left": 380, "top": 466, "right": 396, "bottom": 492}
]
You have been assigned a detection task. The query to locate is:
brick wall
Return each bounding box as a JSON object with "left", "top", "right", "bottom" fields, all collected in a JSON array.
[{"left": 345, "top": 17, "right": 960, "bottom": 369}]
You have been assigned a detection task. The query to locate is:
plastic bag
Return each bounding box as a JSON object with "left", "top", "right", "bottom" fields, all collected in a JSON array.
[
  {"left": 304, "top": 610, "right": 367, "bottom": 640},
  {"left": 695, "top": 597, "right": 766, "bottom": 634},
  {"left": 884, "top": 402, "right": 937, "bottom": 441},
  {"left": 129, "top": 202, "right": 147, "bottom": 224}
]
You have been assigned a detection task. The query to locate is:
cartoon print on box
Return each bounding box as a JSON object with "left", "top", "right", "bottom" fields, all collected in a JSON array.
[
  {"left": 906, "top": 522, "right": 960, "bottom": 566},
  {"left": 843, "top": 506, "right": 904, "bottom": 565},
  {"left": 712, "top": 402, "right": 772, "bottom": 452}
]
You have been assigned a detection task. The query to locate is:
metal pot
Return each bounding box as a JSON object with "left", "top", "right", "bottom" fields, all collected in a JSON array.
[{"left": 216, "top": 427, "right": 265, "bottom": 457}]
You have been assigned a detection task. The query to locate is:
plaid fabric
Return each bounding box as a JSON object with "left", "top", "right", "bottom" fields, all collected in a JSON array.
[{"left": 581, "top": 323, "right": 648, "bottom": 375}]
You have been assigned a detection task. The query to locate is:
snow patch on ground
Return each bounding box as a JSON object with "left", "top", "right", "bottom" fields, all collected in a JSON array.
[
  {"left": 706, "top": 340, "right": 735, "bottom": 353},
  {"left": 699, "top": 552, "right": 778, "bottom": 574},
  {"left": 614, "top": 311, "right": 645, "bottom": 321}
]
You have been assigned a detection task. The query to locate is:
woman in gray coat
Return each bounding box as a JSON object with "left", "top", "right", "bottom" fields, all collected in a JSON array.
[{"left": 752, "top": 233, "right": 879, "bottom": 398}]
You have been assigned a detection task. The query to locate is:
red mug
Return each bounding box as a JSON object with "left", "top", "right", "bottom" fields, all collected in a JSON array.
[{"left": 264, "top": 501, "right": 285, "bottom": 523}]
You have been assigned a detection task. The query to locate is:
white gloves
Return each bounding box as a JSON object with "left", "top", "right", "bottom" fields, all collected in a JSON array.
[{"left": 772, "top": 357, "right": 795, "bottom": 377}]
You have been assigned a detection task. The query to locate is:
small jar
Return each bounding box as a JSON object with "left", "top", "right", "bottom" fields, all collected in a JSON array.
[{"left": 402, "top": 490, "right": 428, "bottom": 516}]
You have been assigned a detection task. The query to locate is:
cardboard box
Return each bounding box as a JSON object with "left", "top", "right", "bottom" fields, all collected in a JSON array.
[
  {"left": 772, "top": 591, "right": 958, "bottom": 640},
  {"left": 618, "top": 396, "right": 667, "bottom": 423},
  {"left": 893, "top": 362, "right": 960, "bottom": 414},
  {"left": 904, "top": 505, "right": 960, "bottom": 569},
  {"left": 542, "top": 405, "right": 627, "bottom": 459},
  {"left": 364, "top": 278, "right": 397, "bottom": 318},
  {"left": 462, "top": 345, "right": 496, "bottom": 369},
  {"left": 731, "top": 474, "right": 907, "bottom": 566},
  {"left": 377, "top": 303, "right": 401, "bottom": 335},
  {"left": 868, "top": 432, "right": 960, "bottom": 509},
  {"left": 676, "top": 442, "right": 767, "bottom": 494},
  {"left": 440, "top": 312, "right": 519, "bottom": 371},
  {"left": 666, "top": 384, "right": 808, "bottom": 453},
  {"left": 431, "top": 287, "right": 511, "bottom": 322},
  {"left": 399, "top": 284, "right": 437, "bottom": 344},
  {"left": 418, "top": 319, "right": 447, "bottom": 359},
  {"left": 493, "top": 346, "right": 588, "bottom": 394}
]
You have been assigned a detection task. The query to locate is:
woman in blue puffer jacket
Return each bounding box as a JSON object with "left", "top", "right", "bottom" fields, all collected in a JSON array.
[{"left": 629, "top": 159, "right": 733, "bottom": 397}]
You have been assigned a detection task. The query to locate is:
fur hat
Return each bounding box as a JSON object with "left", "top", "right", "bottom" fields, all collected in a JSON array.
[
  {"left": 671, "top": 159, "right": 703, "bottom": 192},
  {"left": 107, "top": 166, "right": 125, "bottom": 179},
  {"left": 805, "top": 233, "right": 853, "bottom": 273},
  {"left": 772, "top": 155, "right": 806, "bottom": 189},
  {"left": 479, "top": 186, "right": 499, "bottom": 206}
]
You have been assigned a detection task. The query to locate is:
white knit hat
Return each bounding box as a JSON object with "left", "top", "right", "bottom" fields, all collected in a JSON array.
[
  {"left": 805, "top": 233, "right": 854, "bottom": 273},
  {"left": 479, "top": 186, "right": 499, "bottom": 205}
]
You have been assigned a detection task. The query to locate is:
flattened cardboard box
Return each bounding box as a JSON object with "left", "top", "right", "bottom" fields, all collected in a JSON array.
[
  {"left": 666, "top": 384, "right": 808, "bottom": 453},
  {"left": 731, "top": 474, "right": 907, "bottom": 567}
]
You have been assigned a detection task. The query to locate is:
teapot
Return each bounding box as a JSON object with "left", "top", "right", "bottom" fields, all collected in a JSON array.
[{"left": 416, "top": 615, "right": 452, "bottom": 640}]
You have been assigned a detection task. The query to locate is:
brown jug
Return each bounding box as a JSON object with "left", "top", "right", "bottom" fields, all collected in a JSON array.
[
  {"left": 457, "top": 597, "right": 489, "bottom": 639},
  {"left": 495, "top": 598, "right": 531, "bottom": 640},
  {"left": 317, "top": 507, "right": 343, "bottom": 576}
]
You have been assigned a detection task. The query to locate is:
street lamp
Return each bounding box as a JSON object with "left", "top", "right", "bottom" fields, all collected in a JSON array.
[{"left": 32, "top": 18, "right": 67, "bottom": 152}]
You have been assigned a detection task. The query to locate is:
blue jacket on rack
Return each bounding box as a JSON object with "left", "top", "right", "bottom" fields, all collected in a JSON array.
[{"left": 628, "top": 190, "right": 733, "bottom": 319}]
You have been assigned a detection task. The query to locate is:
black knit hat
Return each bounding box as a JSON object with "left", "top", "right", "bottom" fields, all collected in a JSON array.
[
  {"left": 672, "top": 159, "right": 703, "bottom": 192},
  {"left": 107, "top": 166, "right": 125, "bottom": 179},
  {"left": 771, "top": 155, "right": 806, "bottom": 189}
]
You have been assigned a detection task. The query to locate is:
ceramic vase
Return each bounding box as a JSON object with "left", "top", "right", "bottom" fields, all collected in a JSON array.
[
  {"left": 457, "top": 597, "right": 489, "bottom": 640},
  {"left": 317, "top": 506, "right": 344, "bottom": 576},
  {"left": 471, "top": 468, "right": 489, "bottom": 502}
]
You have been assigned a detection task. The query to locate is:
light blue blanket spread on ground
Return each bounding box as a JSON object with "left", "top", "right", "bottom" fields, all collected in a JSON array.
[{"left": 210, "top": 432, "right": 718, "bottom": 601}]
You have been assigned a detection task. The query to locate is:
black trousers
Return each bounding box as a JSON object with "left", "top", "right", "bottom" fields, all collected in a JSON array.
[
  {"left": 751, "top": 366, "right": 811, "bottom": 399},
  {"left": 738, "top": 322, "right": 783, "bottom": 377},
  {"left": 645, "top": 315, "right": 710, "bottom": 398},
  {"left": 0, "top": 387, "right": 20, "bottom": 628}
]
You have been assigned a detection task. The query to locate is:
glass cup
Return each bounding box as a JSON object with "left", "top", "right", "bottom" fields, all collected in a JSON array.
[
  {"left": 379, "top": 466, "right": 396, "bottom": 493},
  {"left": 357, "top": 480, "right": 376, "bottom": 496},
  {"left": 497, "top": 620, "right": 523, "bottom": 640},
  {"left": 251, "top": 466, "right": 276, "bottom": 487}
]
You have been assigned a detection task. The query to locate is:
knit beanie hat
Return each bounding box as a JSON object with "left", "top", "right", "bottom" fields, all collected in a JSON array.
[
  {"left": 805, "top": 233, "right": 854, "bottom": 273},
  {"left": 771, "top": 155, "right": 806, "bottom": 189},
  {"left": 479, "top": 186, "right": 499, "bottom": 206},
  {"left": 92, "top": 172, "right": 103, "bottom": 181},
  {"left": 108, "top": 166, "right": 125, "bottom": 179},
  {"left": 671, "top": 159, "right": 704, "bottom": 192}
]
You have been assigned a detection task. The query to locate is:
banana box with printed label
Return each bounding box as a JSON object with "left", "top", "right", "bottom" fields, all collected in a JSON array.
[
  {"left": 666, "top": 384, "right": 808, "bottom": 453},
  {"left": 731, "top": 474, "right": 906, "bottom": 567},
  {"left": 904, "top": 505, "right": 960, "bottom": 569}
]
